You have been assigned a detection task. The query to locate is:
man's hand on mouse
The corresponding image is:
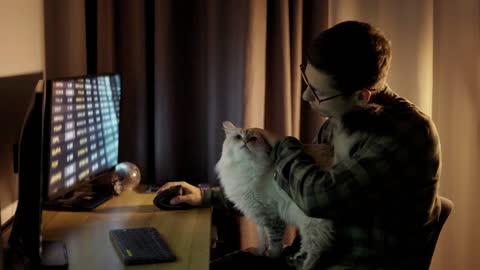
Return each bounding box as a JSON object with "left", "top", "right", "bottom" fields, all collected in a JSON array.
[{"left": 158, "top": 181, "right": 202, "bottom": 206}]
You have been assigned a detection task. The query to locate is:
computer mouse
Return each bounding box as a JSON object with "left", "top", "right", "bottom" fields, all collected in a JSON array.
[{"left": 153, "top": 185, "right": 193, "bottom": 210}]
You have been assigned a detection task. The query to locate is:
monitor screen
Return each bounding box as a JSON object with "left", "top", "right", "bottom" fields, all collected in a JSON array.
[{"left": 46, "top": 74, "right": 121, "bottom": 199}]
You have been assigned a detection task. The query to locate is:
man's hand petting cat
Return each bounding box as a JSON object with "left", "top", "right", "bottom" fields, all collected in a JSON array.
[
  {"left": 248, "top": 128, "right": 285, "bottom": 147},
  {"left": 158, "top": 181, "right": 202, "bottom": 206}
]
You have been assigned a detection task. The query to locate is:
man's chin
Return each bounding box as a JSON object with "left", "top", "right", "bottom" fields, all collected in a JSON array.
[
  {"left": 307, "top": 103, "right": 331, "bottom": 117},
  {"left": 314, "top": 108, "right": 331, "bottom": 117}
]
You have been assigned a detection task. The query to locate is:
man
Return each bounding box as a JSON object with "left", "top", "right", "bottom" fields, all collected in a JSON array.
[{"left": 160, "top": 20, "right": 441, "bottom": 269}]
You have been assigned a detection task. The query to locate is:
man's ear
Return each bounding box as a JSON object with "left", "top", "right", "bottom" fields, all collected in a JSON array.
[{"left": 354, "top": 89, "right": 372, "bottom": 106}]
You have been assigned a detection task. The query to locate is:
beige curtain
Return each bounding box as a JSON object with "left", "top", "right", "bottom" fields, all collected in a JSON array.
[
  {"left": 244, "top": 0, "right": 328, "bottom": 142},
  {"left": 329, "top": 0, "right": 480, "bottom": 269},
  {"left": 241, "top": 0, "right": 301, "bottom": 249},
  {"left": 432, "top": 1, "right": 480, "bottom": 269}
]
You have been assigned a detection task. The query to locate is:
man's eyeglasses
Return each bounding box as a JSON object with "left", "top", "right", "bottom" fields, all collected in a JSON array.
[{"left": 300, "top": 63, "right": 345, "bottom": 103}]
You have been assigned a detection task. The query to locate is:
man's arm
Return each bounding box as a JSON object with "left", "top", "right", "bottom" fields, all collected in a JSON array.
[
  {"left": 159, "top": 181, "right": 236, "bottom": 212},
  {"left": 271, "top": 136, "right": 400, "bottom": 220},
  {"left": 201, "top": 186, "right": 236, "bottom": 211}
]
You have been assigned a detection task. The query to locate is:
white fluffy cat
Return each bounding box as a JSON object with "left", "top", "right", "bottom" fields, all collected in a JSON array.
[{"left": 215, "top": 121, "right": 334, "bottom": 270}]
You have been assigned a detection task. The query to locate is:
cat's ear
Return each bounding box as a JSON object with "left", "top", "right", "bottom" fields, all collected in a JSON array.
[
  {"left": 223, "top": 121, "right": 237, "bottom": 129},
  {"left": 222, "top": 121, "right": 237, "bottom": 136}
]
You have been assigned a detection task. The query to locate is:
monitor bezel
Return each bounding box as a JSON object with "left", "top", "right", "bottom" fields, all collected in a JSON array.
[{"left": 42, "top": 73, "right": 122, "bottom": 201}]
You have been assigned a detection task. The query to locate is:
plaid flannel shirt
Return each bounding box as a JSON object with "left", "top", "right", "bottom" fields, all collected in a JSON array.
[
  {"left": 271, "top": 87, "right": 441, "bottom": 269},
  {"left": 203, "top": 87, "right": 441, "bottom": 269}
]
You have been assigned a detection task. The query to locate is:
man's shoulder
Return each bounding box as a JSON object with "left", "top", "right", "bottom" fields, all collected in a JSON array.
[
  {"left": 375, "top": 88, "right": 437, "bottom": 135},
  {"left": 378, "top": 86, "right": 432, "bottom": 123},
  {"left": 391, "top": 97, "right": 438, "bottom": 141},
  {"left": 374, "top": 92, "right": 441, "bottom": 156}
]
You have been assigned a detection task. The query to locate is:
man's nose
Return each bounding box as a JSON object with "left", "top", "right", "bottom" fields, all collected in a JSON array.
[{"left": 302, "top": 87, "right": 314, "bottom": 101}]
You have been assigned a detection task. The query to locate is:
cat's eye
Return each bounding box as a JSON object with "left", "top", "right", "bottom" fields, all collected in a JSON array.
[
  {"left": 235, "top": 135, "right": 242, "bottom": 140},
  {"left": 250, "top": 136, "right": 257, "bottom": 142}
]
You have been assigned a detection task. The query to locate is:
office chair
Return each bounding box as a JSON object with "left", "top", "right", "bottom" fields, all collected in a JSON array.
[{"left": 421, "top": 196, "right": 453, "bottom": 269}]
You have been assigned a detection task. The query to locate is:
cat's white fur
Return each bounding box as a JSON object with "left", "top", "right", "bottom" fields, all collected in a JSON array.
[
  {"left": 215, "top": 121, "right": 334, "bottom": 270},
  {"left": 332, "top": 127, "right": 360, "bottom": 164}
]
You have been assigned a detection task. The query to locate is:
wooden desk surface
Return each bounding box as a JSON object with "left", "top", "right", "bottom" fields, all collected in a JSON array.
[{"left": 2, "top": 190, "right": 212, "bottom": 270}]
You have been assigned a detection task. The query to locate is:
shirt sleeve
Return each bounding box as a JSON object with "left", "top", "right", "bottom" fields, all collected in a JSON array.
[
  {"left": 313, "top": 119, "right": 334, "bottom": 144},
  {"left": 200, "top": 186, "right": 236, "bottom": 211},
  {"left": 270, "top": 136, "right": 401, "bottom": 220}
]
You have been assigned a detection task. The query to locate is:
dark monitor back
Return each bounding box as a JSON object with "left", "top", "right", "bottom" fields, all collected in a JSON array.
[{"left": 0, "top": 72, "right": 43, "bottom": 227}]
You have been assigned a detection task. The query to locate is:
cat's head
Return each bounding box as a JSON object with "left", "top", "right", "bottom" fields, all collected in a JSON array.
[{"left": 220, "top": 121, "right": 272, "bottom": 162}]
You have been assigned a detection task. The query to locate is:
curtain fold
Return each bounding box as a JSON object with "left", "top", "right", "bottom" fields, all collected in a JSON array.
[
  {"left": 96, "top": 0, "right": 116, "bottom": 73},
  {"left": 44, "top": 0, "right": 87, "bottom": 78},
  {"left": 299, "top": 0, "right": 330, "bottom": 142},
  {"left": 243, "top": 0, "right": 268, "bottom": 130},
  {"left": 151, "top": 0, "right": 249, "bottom": 184},
  {"left": 113, "top": 0, "right": 152, "bottom": 181}
]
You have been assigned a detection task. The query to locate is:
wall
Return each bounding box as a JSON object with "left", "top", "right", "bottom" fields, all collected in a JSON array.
[{"left": 0, "top": 0, "right": 45, "bottom": 226}]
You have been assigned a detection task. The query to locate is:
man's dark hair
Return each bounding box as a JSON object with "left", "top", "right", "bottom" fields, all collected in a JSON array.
[{"left": 307, "top": 21, "right": 391, "bottom": 94}]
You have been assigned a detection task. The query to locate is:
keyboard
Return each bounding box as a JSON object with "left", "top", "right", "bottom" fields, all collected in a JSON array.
[{"left": 110, "top": 227, "right": 176, "bottom": 265}]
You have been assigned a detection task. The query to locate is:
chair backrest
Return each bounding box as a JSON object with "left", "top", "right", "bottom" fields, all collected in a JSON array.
[{"left": 421, "top": 196, "right": 454, "bottom": 269}]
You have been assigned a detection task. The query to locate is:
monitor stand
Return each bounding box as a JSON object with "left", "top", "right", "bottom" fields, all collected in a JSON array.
[
  {"left": 5, "top": 241, "right": 68, "bottom": 269},
  {"left": 43, "top": 182, "right": 114, "bottom": 211},
  {"left": 44, "top": 171, "right": 117, "bottom": 211},
  {"left": 43, "top": 190, "right": 113, "bottom": 211},
  {"left": 7, "top": 80, "right": 68, "bottom": 269},
  {"left": 41, "top": 241, "right": 69, "bottom": 268}
]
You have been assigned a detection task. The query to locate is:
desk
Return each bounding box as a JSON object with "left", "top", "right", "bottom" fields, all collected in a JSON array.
[{"left": 2, "top": 189, "right": 212, "bottom": 270}]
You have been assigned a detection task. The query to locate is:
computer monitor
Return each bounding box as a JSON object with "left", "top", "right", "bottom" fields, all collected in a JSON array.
[
  {"left": 8, "top": 79, "right": 67, "bottom": 267},
  {"left": 0, "top": 72, "right": 43, "bottom": 228},
  {"left": 44, "top": 74, "right": 121, "bottom": 206},
  {"left": 7, "top": 73, "right": 122, "bottom": 268}
]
